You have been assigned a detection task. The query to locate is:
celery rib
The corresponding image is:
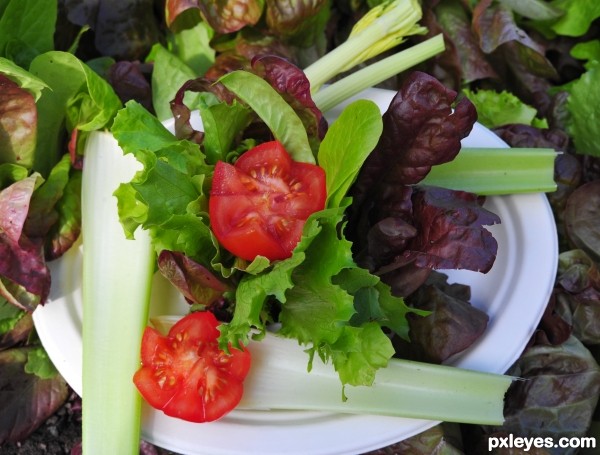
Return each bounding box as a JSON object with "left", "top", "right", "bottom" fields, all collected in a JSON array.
[
  {"left": 313, "top": 34, "right": 445, "bottom": 113},
  {"left": 237, "top": 334, "right": 513, "bottom": 425},
  {"left": 81, "top": 131, "right": 155, "bottom": 454},
  {"left": 304, "top": 0, "right": 426, "bottom": 91},
  {"left": 420, "top": 147, "right": 558, "bottom": 195}
]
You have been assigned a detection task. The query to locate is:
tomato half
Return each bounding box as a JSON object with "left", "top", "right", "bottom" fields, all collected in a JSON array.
[
  {"left": 133, "top": 311, "right": 251, "bottom": 423},
  {"left": 209, "top": 141, "right": 326, "bottom": 261}
]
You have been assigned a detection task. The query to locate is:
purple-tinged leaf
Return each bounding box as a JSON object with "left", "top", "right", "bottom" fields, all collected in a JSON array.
[
  {"left": 0, "top": 75, "right": 37, "bottom": 169},
  {"left": 165, "top": 0, "right": 201, "bottom": 28},
  {"left": 404, "top": 272, "right": 489, "bottom": 364},
  {"left": 251, "top": 55, "right": 327, "bottom": 145},
  {"left": 564, "top": 180, "right": 600, "bottom": 264},
  {"left": 499, "top": 336, "right": 600, "bottom": 448},
  {"left": 0, "top": 347, "right": 69, "bottom": 444},
  {"left": 158, "top": 250, "right": 232, "bottom": 307},
  {"left": 403, "top": 187, "right": 499, "bottom": 272},
  {"left": 107, "top": 61, "right": 153, "bottom": 113},
  {"left": 197, "top": 0, "right": 263, "bottom": 34},
  {"left": 0, "top": 176, "right": 50, "bottom": 311}
]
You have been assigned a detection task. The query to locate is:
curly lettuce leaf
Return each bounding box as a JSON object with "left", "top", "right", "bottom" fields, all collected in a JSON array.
[
  {"left": 500, "top": 336, "right": 600, "bottom": 447},
  {"left": 112, "top": 101, "right": 217, "bottom": 266},
  {"left": 536, "top": 0, "right": 600, "bottom": 38},
  {"left": 463, "top": 88, "right": 548, "bottom": 129},
  {"left": 346, "top": 72, "right": 499, "bottom": 296},
  {"left": 0, "top": 57, "right": 49, "bottom": 102},
  {"left": 62, "top": 0, "right": 162, "bottom": 61},
  {"left": 0, "top": 174, "right": 50, "bottom": 311},
  {"left": 197, "top": 0, "right": 263, "bottom": 34},
  {"left": 0, "top": 347, "right": 68, "bottom": 444},
  {"left": 265, "top": 0, "right": 330, "bottom": 48},
  {"left": 25, "top": 154, "right": 82, "bottom": 260}
]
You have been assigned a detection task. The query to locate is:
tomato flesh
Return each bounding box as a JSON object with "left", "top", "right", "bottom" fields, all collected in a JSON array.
[
  {"left": 133, "top": 311, "right": 251, "bottom": 423},
  {"left": 209, "top": 141, "right": 326, "bottom": 261}
]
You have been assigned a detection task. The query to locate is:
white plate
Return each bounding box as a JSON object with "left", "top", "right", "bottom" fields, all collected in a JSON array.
[{"left": 33, "top": 87, "right": 558, "bottom": 454}]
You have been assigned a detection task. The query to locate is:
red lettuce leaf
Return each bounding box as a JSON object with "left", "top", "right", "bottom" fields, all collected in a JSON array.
[
  {"left": 401, "top": 271, "right": 489, "bottom": 364},
  {"left": 0, "top": 176, "right": 50, "bottom": 311},
  {"left": 0, "top": 347, "right": 69, "bottom": 444},
  {"left": 157, "top": 250, "right": 232, "bottom": 308},
  {"left": 171, "top": 56, "right": 326, "bottom": 151},
  {"left": 0, "top": 75, "right": 37, "bottom": 169},
  {"left": 403, "top": 187, "right": 499, "bottom": 272},
  {"left": 198, "top": 0, "right": 263, "bottom": 34},
  {"left": 347, "top": 72, "right": 497, "bottom": 296},
  {"left": 352, "top": 71, "right": 477, "bottom": 192},
  {"left": 250, "top": 55, "right": 327, "bottom": 142},
  {"left": 62, "top": 0, "right": 162, "bottom": 60}
]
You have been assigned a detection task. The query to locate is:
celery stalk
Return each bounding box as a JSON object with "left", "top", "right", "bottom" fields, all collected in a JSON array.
[
  {"left": 149, "top": 316, "right": 512, "bottom": 425},
  {"left": 238, "top": 334, "right": 512, "bottom": 425},
  {"left": 420, "top": 147, "right": 558, "bottom": 195},
  {"left": 81, "top": 131, "right": 155, "bottom": 454},
  {"left": 304, "top": 0, "right": 427, "bottom": 91},
  {"left": 313, "top": 34, "right": 445, "bottom": 113}
]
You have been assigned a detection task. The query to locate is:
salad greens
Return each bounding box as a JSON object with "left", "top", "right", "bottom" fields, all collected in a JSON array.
[{"left": 5, "top": 0, "right": 599, "bottom": 452}]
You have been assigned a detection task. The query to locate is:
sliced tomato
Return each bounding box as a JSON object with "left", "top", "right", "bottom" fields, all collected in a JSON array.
[
  {"left": 133, "top": 311, "right": 251, "bottom": 423},
  {"left": 209, "top": 141, "right": 326, "bottom": 261}
]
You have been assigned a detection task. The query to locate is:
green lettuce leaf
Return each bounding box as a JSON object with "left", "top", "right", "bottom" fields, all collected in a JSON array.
[
  {"left": 29, "top": 51, "right": 122, "bottom": 176},
  {"left": 147, "top": 43, "right": 199, "bottom": 122},
  {"left": 463, "top": 88, "right": 548, "bottom": 129},
  {"left": 318, "top": 99, "right": 383, "bottom": 209},
  {"left": 565, "top": 59, "right": 600, "bottom": 157},
  {"left": 0, "top": 0, "right": 56, "bottom": 68}
]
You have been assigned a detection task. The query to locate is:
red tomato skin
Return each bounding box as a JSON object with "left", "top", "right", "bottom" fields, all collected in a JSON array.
[
  {"left": 133, "top": 312, "right": 251, "bottom": 423},
  {"left": 209, "top": 141, "right": 326, "bottom": 261}
]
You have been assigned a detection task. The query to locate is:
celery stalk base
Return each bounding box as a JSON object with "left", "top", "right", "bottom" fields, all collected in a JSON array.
[{"left": 81, "top": 131, "right": 155, "bottom": 454}]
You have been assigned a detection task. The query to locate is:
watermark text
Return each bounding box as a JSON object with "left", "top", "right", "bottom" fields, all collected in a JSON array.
[{"left": 488, "top": 434, "right": 596, "bottom": 452}]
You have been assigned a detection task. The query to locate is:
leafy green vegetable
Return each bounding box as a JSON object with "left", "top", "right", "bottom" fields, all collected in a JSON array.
[
  {"left": 318, "top": 99, "right": 383, "bottom": 208},
  {"left": 500, "top": 336, "right": 600, "bottom": 447},
  {"left": 29, "top": 51, "right": 122, "bottom": 175},
  {"left": 542, "top": 0, "right": 600, "bottom": 37},
  {"left": 0, "top": 0, "right": 56, "bottom": 68},
  {"left": 564, "top": 180, "right": 600, "bottom": 263},
  {"left": 0, "top": 173, "right": 50, "bottom": 311},
  {"left": 555, "top": 250, "right": 600, "bottom": 345},
  {"left": 0, "top": 57, "right": 48, "bottom": 101},
  {"left": 565, "top": 60, "right": 600, "bottom": 157},
  {"left": 462, "top": 88, "right": 548, "bottom": 129},
  {"left": 218, "top": 70, "right": 316, "bottom": 163},
  {"left": 165, "top": 9, "right": 215, "bottom": 75},
  {"left": 147, "top": 43, "right": 200, "bottom": 122},
  {"left": 0, "top": 347, "right": 68, "bottom": 445},
  {"left": 0, "top": 297, "right": 25, "bottom": 335},
  {"left": 24, "top": 346, "right": 58, "bottom": 380},
  {"left": 0, "top": 74, "right": 37, "bottom": 167}
]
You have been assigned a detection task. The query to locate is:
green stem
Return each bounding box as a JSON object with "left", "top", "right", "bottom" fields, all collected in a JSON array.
[
  {"left": 304, "top": 0, "right": 425, "bottom": 91},
  {"left": 313, "top": 34, "right": 445, "bottom": 113},
  {"left": 419, "top": 147, "right": 558, "bottom": 195}
]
